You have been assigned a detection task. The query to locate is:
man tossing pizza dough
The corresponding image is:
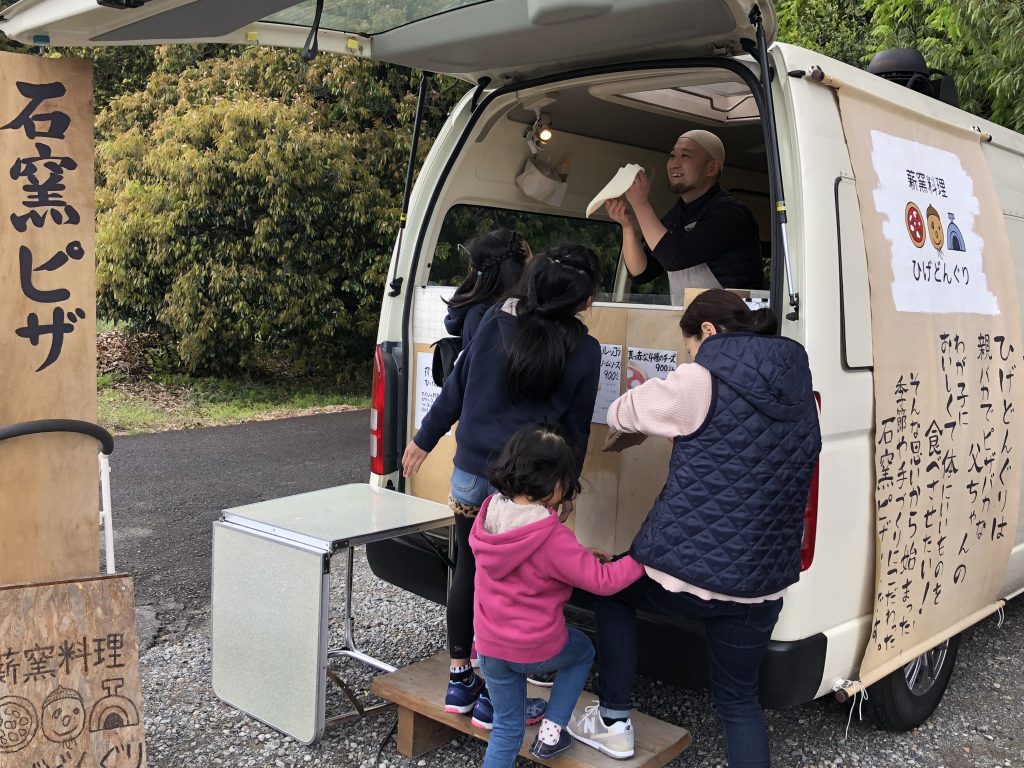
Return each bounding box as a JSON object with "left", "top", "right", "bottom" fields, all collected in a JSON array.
[{"left": 605, "top": 130, "right": 764, "bottom": 305}]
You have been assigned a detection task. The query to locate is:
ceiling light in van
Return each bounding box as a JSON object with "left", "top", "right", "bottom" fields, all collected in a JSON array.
[
  {"left": 525, "top": 110, "right": 554, "bottom": 153},
  {"left": 620, "top": 83, "right": 760, "bottom": 125}
]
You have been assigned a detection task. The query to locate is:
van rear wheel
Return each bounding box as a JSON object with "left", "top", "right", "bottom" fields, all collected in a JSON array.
[{"left": 866, "top": 634, "right": 960, "bottom": 731}]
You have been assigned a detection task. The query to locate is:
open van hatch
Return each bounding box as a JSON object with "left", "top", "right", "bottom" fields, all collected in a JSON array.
[{"left": 0, "top": 0, "right": 776, "bottom": 84}]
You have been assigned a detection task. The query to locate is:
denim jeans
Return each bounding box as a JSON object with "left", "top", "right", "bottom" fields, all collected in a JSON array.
[
  {"left": 447, "top": 467, "right": 496, "bottom": 659},
  {"left": 595, "top": 577, "right": 783, "bottom": 768},
  {"left": 478, "top": 627, "right": 595, "bottom": 768}
]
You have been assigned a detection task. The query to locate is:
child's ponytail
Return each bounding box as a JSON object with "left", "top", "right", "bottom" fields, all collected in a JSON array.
[{"left": 506, "top": 243, "right": 601, "bottom": 403}]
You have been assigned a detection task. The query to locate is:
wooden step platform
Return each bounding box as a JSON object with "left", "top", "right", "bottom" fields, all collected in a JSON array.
[{"left": 371, "top": 652, "right": 691, "bottom": 767}]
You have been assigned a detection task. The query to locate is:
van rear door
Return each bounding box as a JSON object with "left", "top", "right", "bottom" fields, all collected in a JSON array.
[{"left": 0, "top": 0, "right": 776, "bottom": 82}]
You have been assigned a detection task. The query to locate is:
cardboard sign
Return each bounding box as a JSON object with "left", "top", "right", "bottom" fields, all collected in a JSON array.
[
  {"left": 0, "top": 52, "right": 96, "bottom": 584},
  {"left": 837, "top": 85, "right": 1023, "bottom": 686},
  {"left": 0, "top": 575, "right": 147, "bottom": 767}
]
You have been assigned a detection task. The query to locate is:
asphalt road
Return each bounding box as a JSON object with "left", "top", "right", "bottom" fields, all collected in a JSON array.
[{"left": 110, "top": 410, "right": 370, "bottom": 639}]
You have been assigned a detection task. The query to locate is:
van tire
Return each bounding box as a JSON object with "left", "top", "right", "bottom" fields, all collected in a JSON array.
[{"left": 866, "top": 634, "right": 960, "bottom": 731}]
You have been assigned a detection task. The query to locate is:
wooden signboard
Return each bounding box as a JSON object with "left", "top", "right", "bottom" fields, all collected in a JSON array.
[
  {"left": 0, "top": 575, "right": 147, "bottom": 767},
  {"left": 0, "top": 53, "right": 97, "bottom": 583}
]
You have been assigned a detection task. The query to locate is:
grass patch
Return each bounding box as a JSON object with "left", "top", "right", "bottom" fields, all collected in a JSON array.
[{"left": 98, "top": 375, "right": 370, "bottom": 435}]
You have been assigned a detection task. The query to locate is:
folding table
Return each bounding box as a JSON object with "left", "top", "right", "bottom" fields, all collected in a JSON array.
[{"left": 211, "top": 483, "right": 452, "bottom": 744}]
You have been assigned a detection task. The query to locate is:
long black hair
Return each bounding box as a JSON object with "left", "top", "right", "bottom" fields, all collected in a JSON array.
[
  {"left": 505, "top": 242, "right": 601, "bottom": 403},
  {"left": 446, "top": 229, "right": 530, "bottom": 310},
  {"left": 679, "top": 288, "right": 777, "bottom": 338},
  {"left": 489, "top": 423, "right": 582, "bottom": 503}
]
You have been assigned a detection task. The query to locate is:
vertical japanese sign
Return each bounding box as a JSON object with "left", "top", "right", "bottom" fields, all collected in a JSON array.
[
  {"left": 0, "top": 53, "right": 96, "bottom": 583},
  {"left": 837, "top": 86, "right": 1023, "bottom": 686},
  {"left": 0, "top": 575, "right": 147, "bottom": 768}
]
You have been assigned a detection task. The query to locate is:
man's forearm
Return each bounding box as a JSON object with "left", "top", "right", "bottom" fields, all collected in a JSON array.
[
  {"left": 621, "top": 225, "right": 648, "bottom": 277},
  {"left": 632, "top": 199, "right": 668, "bottom": 250}
]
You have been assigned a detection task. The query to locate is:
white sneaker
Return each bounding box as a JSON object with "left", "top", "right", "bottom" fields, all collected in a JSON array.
[{"left": 567, "top": 702, "right": 634, "bottom": 759}]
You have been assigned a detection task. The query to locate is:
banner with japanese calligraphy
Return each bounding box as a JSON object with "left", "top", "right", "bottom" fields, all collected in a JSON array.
[
  {"left": 837, "top": 85, "right": 1023, "bottom": 687},
  {"left": 0, "top": 53, "right": 96, "bottom": 583},
  {"left": 0, "top": 575, "right": 147, "bottom": 768}
]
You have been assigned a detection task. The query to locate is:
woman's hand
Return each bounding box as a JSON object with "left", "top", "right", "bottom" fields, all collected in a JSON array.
[
  {"left": 402, "top": 441, "right": 429, "bottom": 477},
  {"left": 558, "top": 498, "right": 574, "bottom": 523},
  {"left": 605, "top": 198, "right": 633, "bottom": 227}
]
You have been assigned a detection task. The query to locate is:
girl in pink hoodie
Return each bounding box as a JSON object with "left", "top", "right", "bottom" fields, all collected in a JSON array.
[{"left": 470, "top": 424, "right": 644, "bottom": 766}]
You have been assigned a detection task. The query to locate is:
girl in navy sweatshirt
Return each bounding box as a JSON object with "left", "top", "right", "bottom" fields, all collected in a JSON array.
[{"left": 403, "top": 242, "right": 602, "bottom": 727}]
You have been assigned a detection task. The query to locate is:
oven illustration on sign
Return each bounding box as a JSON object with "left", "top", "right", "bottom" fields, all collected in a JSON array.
[{"left": 89, "top": 679, "right": 140, "bottom": 732}]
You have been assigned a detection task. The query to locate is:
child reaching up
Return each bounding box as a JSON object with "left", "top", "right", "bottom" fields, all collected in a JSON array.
[{"left": 470, "top": 424, "right": 645, "bottom": 766}]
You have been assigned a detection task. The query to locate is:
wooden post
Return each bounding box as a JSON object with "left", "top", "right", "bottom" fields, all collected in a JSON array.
[{"left": 0, "top": 52, "right": 96, "bottom": 583}]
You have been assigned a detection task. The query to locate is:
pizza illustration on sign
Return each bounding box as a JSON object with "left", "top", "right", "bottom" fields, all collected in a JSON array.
[{"left": 905, "top": 201, "right": 926, "bottom": 248}]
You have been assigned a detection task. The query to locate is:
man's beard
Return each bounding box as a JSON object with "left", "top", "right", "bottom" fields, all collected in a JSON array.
[{"left": 667, "top": 178, "right": 691, "bottom": 196}]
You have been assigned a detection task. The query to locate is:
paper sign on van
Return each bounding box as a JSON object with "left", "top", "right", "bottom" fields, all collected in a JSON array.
[{"left": 870, "top": 131, "right": 999, "bottom": 315}]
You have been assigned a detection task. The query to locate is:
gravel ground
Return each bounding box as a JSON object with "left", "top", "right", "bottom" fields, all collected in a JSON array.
[{"left": 139, "top": 548, "right": 1023, "bottom": 768}]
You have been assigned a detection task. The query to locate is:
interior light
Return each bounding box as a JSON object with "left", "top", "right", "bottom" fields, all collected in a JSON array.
[{"left": 525, "top": 110, "right": 554, "bottom": 154}]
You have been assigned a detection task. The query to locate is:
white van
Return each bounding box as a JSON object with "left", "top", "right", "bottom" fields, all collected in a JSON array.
[{"left": 8, "top": 0, "right": 1022, "bottom": 732}]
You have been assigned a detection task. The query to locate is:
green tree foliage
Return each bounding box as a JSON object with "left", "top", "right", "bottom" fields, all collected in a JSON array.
[
  {"left": 864, "top": 0, "right": 1024, "bottom": 132},
  {"left": 97, "top": 46, "right": 466, "bottom": 373},
  {"left": 776, "top": 0, "right": 875, "bottom": 66},
  {"left": 778, "top": 0, "right": 1024, "bottom": 133}
]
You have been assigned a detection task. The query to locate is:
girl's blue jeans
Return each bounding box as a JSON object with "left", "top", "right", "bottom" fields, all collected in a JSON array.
[{"left": 478, "top": 627, "right": 595, "bottom": 768}]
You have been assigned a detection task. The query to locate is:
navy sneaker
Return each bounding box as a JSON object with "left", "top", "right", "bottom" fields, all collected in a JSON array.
[
  {"left": 444, "top": 674, "right": 486, "bottom": 714},
  {"left": 530, "top": 730, "right": 574, "bottom": 760},
  {"left": 470, "top": 694, "right": 547, "bottom": 730}
]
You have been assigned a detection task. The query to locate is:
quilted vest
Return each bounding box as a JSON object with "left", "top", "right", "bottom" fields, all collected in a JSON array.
[{"left": 630, "top": 332, "right": 821, "bottom": 598}]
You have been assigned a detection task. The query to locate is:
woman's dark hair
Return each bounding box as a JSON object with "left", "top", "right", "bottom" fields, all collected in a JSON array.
[
  {"left": 505, "top": 242, "right": 601, "bottom": 403},
  {"left": 489, "top": 423, "right": 581, "bottom": 503},
  {"left": 679, "top": 289, "right": 777, "bottom": 338},
  {"left": 446, "top": 229, "right": 530, "bottom": 310}
]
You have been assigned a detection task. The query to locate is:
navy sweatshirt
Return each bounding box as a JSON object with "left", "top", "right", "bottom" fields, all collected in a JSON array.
[
  {"left": 415, "top": 304, "right": 601, "bottom": 479},
  {"left": 444, "top": 302, "right": 489, "bottom": 347}
]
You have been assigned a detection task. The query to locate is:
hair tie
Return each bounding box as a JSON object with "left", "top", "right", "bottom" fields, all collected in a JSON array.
[{"left": 550, "top": 257, "right": 590, "bottom": 276}]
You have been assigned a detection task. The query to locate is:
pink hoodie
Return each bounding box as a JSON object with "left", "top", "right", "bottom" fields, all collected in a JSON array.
[{"left": 470, "top": 495, "right": 645, "bottom": 664}]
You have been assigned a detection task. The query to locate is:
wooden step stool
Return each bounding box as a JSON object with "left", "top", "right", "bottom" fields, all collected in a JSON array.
[{"left": 371, "top": 653, "right": 691, "bottom": 767}]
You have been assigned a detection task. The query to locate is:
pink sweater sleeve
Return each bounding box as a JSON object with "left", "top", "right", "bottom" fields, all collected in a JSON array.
[
  {"left": 545, "top": 526, "right": 645, "bottom": 595},
  {"left": 607, "top": 363, "right": 713, "bottom": 439}
]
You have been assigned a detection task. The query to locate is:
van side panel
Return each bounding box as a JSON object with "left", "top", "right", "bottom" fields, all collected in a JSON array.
[{"left": 771, "top": 47, "right": 875, "bottom": 697}]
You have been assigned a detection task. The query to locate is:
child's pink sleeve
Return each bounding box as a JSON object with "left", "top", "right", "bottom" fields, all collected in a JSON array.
[{"left": 545, "top": 527, "right": 645, "bottom": 595}]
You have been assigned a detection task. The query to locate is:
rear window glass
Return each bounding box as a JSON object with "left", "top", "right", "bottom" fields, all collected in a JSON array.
[
  {"left": 429, "top": 204, "right": 671, "bottom": 303},
  {"left": 263, "top": 0, "right": 489, "bottom": 36}
]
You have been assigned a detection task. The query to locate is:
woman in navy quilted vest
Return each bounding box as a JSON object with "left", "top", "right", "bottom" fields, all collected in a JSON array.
[{"left": 568, "top": 289, "right": 821, "bottom": 767}]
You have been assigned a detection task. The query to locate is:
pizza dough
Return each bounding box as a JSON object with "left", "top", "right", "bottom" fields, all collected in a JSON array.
[{"left": 586, "top": 164, "right": 644, "bottom": 217}]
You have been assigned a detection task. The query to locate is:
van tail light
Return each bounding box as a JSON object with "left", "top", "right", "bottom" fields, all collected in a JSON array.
[
  {"left": 370, "top": 345, "right": 387, "bottom": 476},
  {"left": 800, "top": 391, "right": 822, "bottom": 571}
]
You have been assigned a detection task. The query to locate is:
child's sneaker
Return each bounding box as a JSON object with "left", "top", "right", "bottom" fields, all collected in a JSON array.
[
  {"left": 443, "top": 674, "right": 486, "bottom": 714},
  {"left": 567, "top": 702, "right": 634, "bottom": 759},
  {"left": 530, "top": 729, "right": 574, "bottom": 760},
  {"left": 470, "top": 694, "right": 547, "bottom": 730}
]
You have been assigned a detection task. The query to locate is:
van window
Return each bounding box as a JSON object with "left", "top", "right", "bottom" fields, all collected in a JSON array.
[
  {"left": 429, "top": 204, "right": 671, "bottom": 303},
  {"left": 264, "top": 0, "right": 485, "bottom": 35}
]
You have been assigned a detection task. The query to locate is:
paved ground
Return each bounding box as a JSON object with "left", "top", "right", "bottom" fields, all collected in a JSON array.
[
  {"left": 112, "top": 413, "right": 1023, "bottom": 768},
  {"left": 110, "top": 410, "right": 369, "bottom": 641}
]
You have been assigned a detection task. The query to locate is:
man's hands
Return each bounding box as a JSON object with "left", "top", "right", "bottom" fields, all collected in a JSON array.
[
  {"left": 605, "top": 197, "right": 633, "bottom": 227},
  {"left": 402, "top": 441, "right": 429, "bottom": 477},
  {"left": 624, "top": 169, "right": 651, "bottom": 207}
]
